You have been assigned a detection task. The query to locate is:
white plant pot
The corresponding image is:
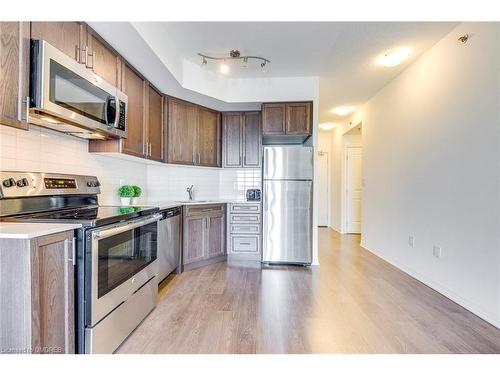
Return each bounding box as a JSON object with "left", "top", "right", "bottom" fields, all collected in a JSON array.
[{"left": 120, "top": 197, "right": 132, "bottom": 206}]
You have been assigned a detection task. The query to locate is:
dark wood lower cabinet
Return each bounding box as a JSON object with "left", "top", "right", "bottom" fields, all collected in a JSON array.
[
  {"left": 0, "top": 231, "right": 75, "bottom": 354},
  {"left": 183, "top": 204, "right": 226, "bottom": 270}
]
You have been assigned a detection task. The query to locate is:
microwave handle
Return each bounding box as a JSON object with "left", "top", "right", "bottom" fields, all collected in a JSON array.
[
  {"left": 92, "top": 214, "right": 161, "bottom": 240},
  {"left": 105, "top": 95, "right": 117, "bottom": 128}
]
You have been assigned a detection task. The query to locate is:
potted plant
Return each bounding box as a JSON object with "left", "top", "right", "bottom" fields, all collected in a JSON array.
[
  {"left": 118, "top": 185, "right": 134, "bottom": 206},
  {"left": 131, "top": 185, "right": 142, "bottom": 205}
]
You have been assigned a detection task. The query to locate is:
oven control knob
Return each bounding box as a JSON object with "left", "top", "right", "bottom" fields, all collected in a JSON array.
[
  {"left": 87, "top": 181, "right": 93, "bottom": 187},
  {"left": 2, "top": 178, "right": 16, "bottom": 188},
  {"left": 16, "top": 178, "right": 29, "bottom": 187}
]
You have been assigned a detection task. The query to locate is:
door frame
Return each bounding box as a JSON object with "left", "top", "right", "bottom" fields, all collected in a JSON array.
[
  {"left": 341, "top": 125, "right": 362, "bottom": 234},
  {"left": 317, "top": 150, "right": 329, "bottom": 227}
]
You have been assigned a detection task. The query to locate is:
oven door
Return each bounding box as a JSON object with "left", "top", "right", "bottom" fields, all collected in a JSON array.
[
  {"left": 30, "top": 39, "right": 128, "bottom": 139},
  {"left": 89, "top": 214, "right": 160, "bottom": 326}
]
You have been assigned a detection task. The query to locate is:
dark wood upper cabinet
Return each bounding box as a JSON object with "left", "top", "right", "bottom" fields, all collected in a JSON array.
[
  {"left": 222, "top": 113, "right": 243, "bottom": 167},
  {"left": 242, "top": 112, "right": 262, "bottom": 167},
  {"left": 31, "top": 22, "right": 84, "bottom": 62},
  {"left": 262, "top": 102, "right": 312, "bottom": 138},
  {"left": 0, "top": 22, "right": 30, "bottom": 130},
  {"left": 86, "top": 26, "right": 120, "bottom": 87},
  {"left": 262, "top": 103, "right": 286, "bottom": 134},
  {"left": 286, "top": 102, "right": 312, "bottom": 135},
  {"left": 121, "top": 63, "right": 147, "bottom": 157},
  {"left": 167, "top": 98, "right": 197, "bottom": 165},
  {"left": 197, "top": 107, "right": 221, "bottom": 167},
  {"left": 222, "top": 112, "right": 261, "bottom": 168},
  {"left": 147, "top": 85, "right": 163, "bottom": 162}
]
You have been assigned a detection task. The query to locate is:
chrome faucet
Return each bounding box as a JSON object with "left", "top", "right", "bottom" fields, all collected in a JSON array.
[{"left": 186, "top": 185, "right": 194, "bottom": 201}]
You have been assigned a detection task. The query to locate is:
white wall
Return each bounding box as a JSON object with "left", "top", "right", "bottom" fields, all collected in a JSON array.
[
  {"left": 0, "top": 124, "right": 147, "bottom": 205},
  {"left": 344, "top": 22, "right": 500, "bottom": 327}
]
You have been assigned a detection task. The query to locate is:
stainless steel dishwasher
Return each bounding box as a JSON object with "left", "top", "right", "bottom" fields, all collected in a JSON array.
[{"left": 157, "top": 206, "right": 181, "bottom": 283}]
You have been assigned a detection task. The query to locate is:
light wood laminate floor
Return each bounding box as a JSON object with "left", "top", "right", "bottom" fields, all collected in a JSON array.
[{"left": 117, "top": 228, "right": 500, "bottom": 353}]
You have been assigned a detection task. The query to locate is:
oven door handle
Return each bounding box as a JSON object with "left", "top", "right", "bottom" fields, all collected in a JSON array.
[{"left": 92, "top": 214, "right": 161, "bottom": 240}]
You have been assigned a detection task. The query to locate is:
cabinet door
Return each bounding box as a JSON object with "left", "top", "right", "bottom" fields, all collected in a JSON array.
[
  {"left": 197, "top": 107, "right": 220, "bottom": 167},
  {"left": 222, "top": 112, "right": 243, "bottom": 168},
  {"left": 207, "top": 214, "right": 225, "bottom": 258},
  {"left": 262, "top": 103, "right": 286, "bottom": 135},
  {"left": 147, "top": 86, "right": 163, "bottom": 162},
  {"left": 243, "top": 112, "right": 261, "bottom": 167},
  {"left": 121, "top": 63, "right": 146, "bottom": 157},
  {"left": 0, "top": 22, "right": 30, "bottom": 130},
  {"left": 286, "top": 102, "right": 311, "bottom": 135},
  {"left": 31, "top": 231, "right": 74, "bottom": 354},
  {"left": 183, "top": 216, "right": 206, "bottom": 264},
  {"left": 167, "top": 98, "right": 197, "bottom": 165},
  {"left": 31, "top": 22, "right": 83, "bottom": 62},
  {"left": 87, "top": 27, "right": 119, "bottom": 86}
]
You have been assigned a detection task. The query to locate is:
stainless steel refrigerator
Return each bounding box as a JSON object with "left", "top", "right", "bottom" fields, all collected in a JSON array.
[{"left": 262, "top": 146, "right": 313, "bottom": 264}]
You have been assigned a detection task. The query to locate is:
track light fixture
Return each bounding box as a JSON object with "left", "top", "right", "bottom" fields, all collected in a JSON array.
[{"left": 198, "top": 50, "right": 270, "bottom": 73}]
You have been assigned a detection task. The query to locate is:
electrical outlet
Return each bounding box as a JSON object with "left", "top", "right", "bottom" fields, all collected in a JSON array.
[
  {"left": 408, "top": 235, "right": 415, "bottom": 248},
  {"left": 433, "top": 245, "right": 442, "bottom": 259}
]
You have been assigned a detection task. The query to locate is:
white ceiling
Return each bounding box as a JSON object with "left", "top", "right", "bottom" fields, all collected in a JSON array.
[{"left": 96, "top": 22, "right": 459, "bottom": 123}]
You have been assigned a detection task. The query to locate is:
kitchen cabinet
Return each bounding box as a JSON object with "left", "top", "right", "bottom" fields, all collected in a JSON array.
[
  {"left": 262, "top": 102, "right": 312, "bottom": 141},
  {"left": 167, "top": 98, "right": 197, "bottom": 165},
  {"left": 183, "top": 204, "right": 226, "bottom": 270},
  {"left": 0, "top": 22, "right": 30, "bottom": 130},
  {"left": 147, "top": 85, "right": 164, "bottom": 162},
  {"left": 121, "top": 63, "right": 147, "bottom": 157},
  {"left": 86, "top": 26, "right": 121, "bottom": 87},
  {"left": 222, "top": 112, "right": 261, "bottom": 168},
  {"left": 286, "top": 102, "right": 312, "bottom": 135},
  {"left": 242, "top": 112, "right": 262, "bottom": 167},
  {"left": 167, "top": 98, "right": 221, "bottom": 167},
  {"left": 227, "top": 203, "right": 262, "bottom": 262},
  {"left": 31, "top": 22, "right": 84, "bottom": 62},
  {"left": 197, "top": 107, "right": 221, "bottom": 167},
  {"left": 0, "top": 231, "right": 75, "bottom": 354},
  {"left": 262, "top": 103, "right": 285, "bottom": 134}
]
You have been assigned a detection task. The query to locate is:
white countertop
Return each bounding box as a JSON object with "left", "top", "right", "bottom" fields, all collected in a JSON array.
[
  {"left": 0, "top": 223, "right": 82, "bottom": 239},
  {"left": 145, "top": 199, "right": 255, "bottom": 210}
]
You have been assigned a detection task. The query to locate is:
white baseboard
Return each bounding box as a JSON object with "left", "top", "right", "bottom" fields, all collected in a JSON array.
[{"left": 360, "top": 241, "right": 500, "bottom": 329}]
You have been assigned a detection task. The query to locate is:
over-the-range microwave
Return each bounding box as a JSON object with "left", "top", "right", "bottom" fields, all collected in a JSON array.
[{"left": 29, "top": 39, "right": 128, "bottom": 140}]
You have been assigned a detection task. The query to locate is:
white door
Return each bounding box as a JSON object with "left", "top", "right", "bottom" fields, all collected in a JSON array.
[
  {"left": 346, "top": 147, "right": 362, "bottom": 233},
  {"left": 317, "top": 151, "right": 329, "bottom": 226}
]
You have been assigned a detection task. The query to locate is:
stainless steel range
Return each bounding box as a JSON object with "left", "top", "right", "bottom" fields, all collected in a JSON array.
[{"left": 0, "top": 171, "right": 160, "bottom": 354}]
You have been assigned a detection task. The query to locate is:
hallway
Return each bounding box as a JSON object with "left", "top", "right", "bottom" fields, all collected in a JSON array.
[{"left": 117, "top": 228, "right": 500, "bottom": 354}]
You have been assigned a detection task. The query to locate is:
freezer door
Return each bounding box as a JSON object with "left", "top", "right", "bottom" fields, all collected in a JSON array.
[
  {"left": 263, "top": 146, "right": 313, "bottom": 180},
  {"left": 262, "top": 180, "right": 312, "bottom": 264}
]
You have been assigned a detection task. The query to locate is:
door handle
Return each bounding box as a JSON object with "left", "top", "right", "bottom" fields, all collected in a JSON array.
[
  {"left": 81, "top": 46, "right": 88, "bottom": 66},
  {"left": 21, "top": 96, "right": 30, "bottom": 121}
]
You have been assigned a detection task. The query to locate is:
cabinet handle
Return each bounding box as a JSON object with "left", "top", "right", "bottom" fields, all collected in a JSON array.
[
  {"left": 239, "top": 242, "right": 251, "bottom": 245},
  {"left": 21, "top": 96, "right": 30, "bottom": 122},
  {"left": 81, "top": 46, "right": 88, "bottom": 66},
  {"left": 66, "top": 238, "right": 76, "bottom": 266},
  {"left": 148, "top": 142, "right": 152, "bottom": 157},
  {"left": 143, "top": 143, "right": 146, "bottom": 155},
  {"left": 87, "top": 50, "right": 96, "bottom": 70}
]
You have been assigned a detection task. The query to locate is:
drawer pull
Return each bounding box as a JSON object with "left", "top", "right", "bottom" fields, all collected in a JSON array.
[{"left": 239, "top": 242, "right": 251, "bottom": 245}]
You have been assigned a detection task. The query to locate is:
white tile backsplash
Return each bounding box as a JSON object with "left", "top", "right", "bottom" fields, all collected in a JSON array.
[
  {"left": 1, "top": 124, "right": 262, "bottom": 205},
  {"left": 147, "top": 164, "right": 220, "bottom": 202},
  {"left": 0, "top": 124, "right": 148, "bottom": 205},
  {"left": 219, "top": 168, "right": 261, "bottom": 200}
]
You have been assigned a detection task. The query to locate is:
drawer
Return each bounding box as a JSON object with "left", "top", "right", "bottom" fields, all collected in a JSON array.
[
  {"left": 185, "top": 204, "right": 225, "bottom": 217},
  {"left": 231, "top": 235, "right": 260, "bottom": 253},
  {"left": 230, "top": 224, "right": 260, "bottom": 234},
  {"left": 230, "top": 214, "right": 260, "bottom": 223},
  {"left": 230, "top": 203, "right": 261, "bottom": 213}
]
